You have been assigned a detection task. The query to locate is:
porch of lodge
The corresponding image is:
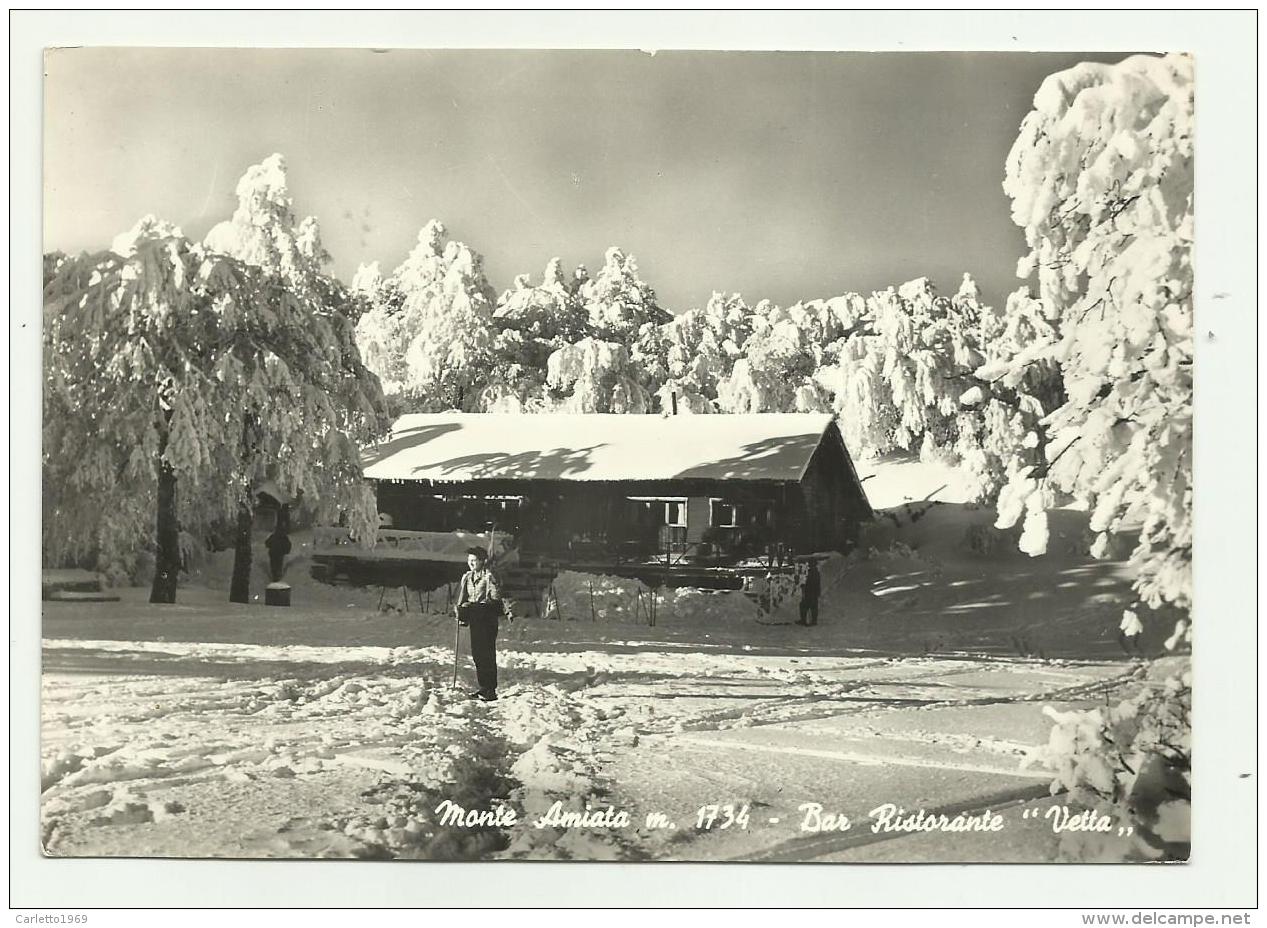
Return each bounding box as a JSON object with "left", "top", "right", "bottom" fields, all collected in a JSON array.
[{"left": 310, "top": 412, "right": 872, "bottom": 603}]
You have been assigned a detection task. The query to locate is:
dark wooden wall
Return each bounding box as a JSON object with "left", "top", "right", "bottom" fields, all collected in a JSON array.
[{"left": 796, "top": 421, "right": 873, "bottom": 552}]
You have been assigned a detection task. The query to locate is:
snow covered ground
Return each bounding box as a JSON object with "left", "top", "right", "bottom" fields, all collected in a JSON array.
[{"left": 40, "top": 500, "right": 1169, "bottom": 863}]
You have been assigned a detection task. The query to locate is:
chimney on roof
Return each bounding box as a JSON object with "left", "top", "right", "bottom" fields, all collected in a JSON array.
[{"left": 670, "top": 390, "right": 678, "bottom": 416}]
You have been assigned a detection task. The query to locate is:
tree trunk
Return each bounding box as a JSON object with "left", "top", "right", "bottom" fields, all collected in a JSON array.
[
  {"left": 229, "top": 499, "right": 254, "bottom": 604},
  {"left": 149, "top": 457, "right": 180, "bottom": 604},
  {"left": 230, "top": 413, "right": 260, "bottom": 604}
]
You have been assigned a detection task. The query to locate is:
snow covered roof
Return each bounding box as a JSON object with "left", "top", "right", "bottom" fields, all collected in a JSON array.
[{"left": 362, "top": 413, "right": 840, "bottom": 484}]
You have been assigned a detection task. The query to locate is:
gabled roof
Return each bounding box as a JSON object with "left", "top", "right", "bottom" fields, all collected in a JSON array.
[{"left": 362, "top": 413, "right": 840, "bottom": 484}]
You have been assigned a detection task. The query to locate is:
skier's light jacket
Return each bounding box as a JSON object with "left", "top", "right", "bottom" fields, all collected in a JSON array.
[{"left": 456, "top": 568, "right": 502, "bottom": 607}]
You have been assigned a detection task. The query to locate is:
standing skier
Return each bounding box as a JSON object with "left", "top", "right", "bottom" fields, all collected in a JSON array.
[
  {"left": 797, "top": 559, "right": 821, "bottom": 627},
  {"left": 454, "top": 546, "right": 505, "bottom": 701}
]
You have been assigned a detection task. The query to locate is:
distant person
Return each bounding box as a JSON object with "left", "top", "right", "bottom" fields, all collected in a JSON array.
[
  {"left": 797, "top": 560, "right": 821, "bottom": 627},
  {"left": 454, "top": 546, "right": 505, "bottom": 702},
  {"left": 264, "top": 506, "right": 292, "bottom": 582}
]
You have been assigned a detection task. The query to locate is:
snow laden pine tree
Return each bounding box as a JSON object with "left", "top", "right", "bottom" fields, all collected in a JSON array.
[
  {"left": 349, "top": 261, "right": 409, "bottom": 400},
  {"left": 542, "top": 247, "right": 668, "bottom": 412},
  {"left": 580, "top": 247, "right": 672, "bottom": 341},
  {"left": 717, "top": 300, "right": 833, "bottom": 413},
  {"left": 202, "top": 154, "right": 389, "bottom": 602},
  {"left": 933, "top": 277, "right": 1066, "bottom": 505},
  {"left": 985, "top": 54, "right": 1193, "bottom": 861},
  {"left": 952, "top": 284, "right": 1067, "bottom": 518},
  {"left": 354, "top": 220, "right": 498, "bottom": 412},
  {"left": 990, "top": 54, "right": 1193, "bottom": 619},
  {"left": 44, "top": 168, "right": 388, "bottom": 604},
  {"left": 493, "top": 257, "right": 590, "bottom": 345},
  {"left": 545, "top": 338, "right": 652, "bottom": 413},
  {"left": 483, "top": 258, "right": 591, "bottom": 412},
  {"left": 809, "top": 280, "right": 989, "bottom": 482},
  {"left": 638, "top": 292, "right": 753, "bottom": 414},
  {"left": 43, "top": 218, "right": 204, "bottom": 599}
]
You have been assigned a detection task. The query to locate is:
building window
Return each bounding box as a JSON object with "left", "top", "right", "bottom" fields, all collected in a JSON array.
[
  {"left": 710, "top": 499, "right": 738, "bottom": 528},
  {"left": 628, "top": 497, "right": 688, "bottom": 527},
  {"left": 664, "top": 500, "right": 686, "bottom": 528}
]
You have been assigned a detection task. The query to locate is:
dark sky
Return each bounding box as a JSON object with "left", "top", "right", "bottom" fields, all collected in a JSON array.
[{"left": 44, "top": 48, "right": 1133, "bottom": 312}]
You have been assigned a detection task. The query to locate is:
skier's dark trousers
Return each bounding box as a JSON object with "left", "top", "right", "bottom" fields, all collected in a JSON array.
[
  {"left": 455, "top": 547, "right": 504, "bottom": 700},
  {"left": 798, "top": 560, "right": 821, "bottom": 627}
]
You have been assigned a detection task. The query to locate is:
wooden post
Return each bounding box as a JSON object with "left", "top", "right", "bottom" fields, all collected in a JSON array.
[{"left": 660, "top": 531, "right": 670, "bottom": 626}]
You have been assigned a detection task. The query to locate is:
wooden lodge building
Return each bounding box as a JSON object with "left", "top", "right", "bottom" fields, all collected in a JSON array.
[{"left": 313, "top": 412, "right": 873, "bottom": 590}]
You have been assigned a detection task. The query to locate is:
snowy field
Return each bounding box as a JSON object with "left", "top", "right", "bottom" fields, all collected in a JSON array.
[{"left": 41, "top": 502, "right": 1170, "bottom": 863}]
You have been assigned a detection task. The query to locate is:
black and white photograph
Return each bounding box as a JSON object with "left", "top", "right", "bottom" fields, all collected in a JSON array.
[{"left": 16, "top": 11, "right": 1256, "bottom": 910}]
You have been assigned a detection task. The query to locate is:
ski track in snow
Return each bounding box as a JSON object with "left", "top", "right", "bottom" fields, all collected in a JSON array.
[
  {"left": 39, "top": 627, "right": 1136, "bottom": 861},
  {"left": 38, "top": 478, "right": 1155, "bottom": 861}
]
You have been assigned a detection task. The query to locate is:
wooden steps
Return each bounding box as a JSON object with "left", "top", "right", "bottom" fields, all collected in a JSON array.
[{"left": 499, "top": 565, "right": 558, "bottom": 618}]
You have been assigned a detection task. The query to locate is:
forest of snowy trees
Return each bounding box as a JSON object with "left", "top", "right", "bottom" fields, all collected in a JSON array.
[
  {"left": 41, "top": 53, "right": 1190, "bottom": 630},
  {"left": 350, "top": 53, "right": 1193, "bottom": 641}
]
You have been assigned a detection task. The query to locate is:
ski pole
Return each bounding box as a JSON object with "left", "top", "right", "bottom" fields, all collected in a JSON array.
[{"left": 451, "top": 614, "right": 462, "bottom": 689}]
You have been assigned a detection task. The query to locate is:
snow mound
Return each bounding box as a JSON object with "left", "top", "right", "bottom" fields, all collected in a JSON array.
[
  {"left": 548, "top": 572, "right": 654, "bottom": 624},
  {"left": 548, "top": 571, "right": 761, "bottom": 626},
  {"left": 665, "top": 587, "right": 759, "bottom": 624}
]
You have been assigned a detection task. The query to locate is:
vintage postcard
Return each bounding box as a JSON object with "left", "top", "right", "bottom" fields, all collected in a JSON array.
[{"left": 38, "top": 43, "right": 1197, "bottom": 870}]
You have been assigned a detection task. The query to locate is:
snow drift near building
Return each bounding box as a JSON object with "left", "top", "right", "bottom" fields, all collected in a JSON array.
[
  {"left": 544, "top": 555, "right": 881, "bottom": 628},
  {"left": 546, "top": 571, "right": 761, "bottom": 626}
]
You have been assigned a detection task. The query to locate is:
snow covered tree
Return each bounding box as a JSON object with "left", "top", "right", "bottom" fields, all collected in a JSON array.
[
  {"left": 717, "top": 298, "right": 847, "bottom": 414},
  {"left": 492, "top": 258, "right": 590, "bottom": 345},
  {"left": 350, "top": 261, "right": 411, "bottom": 398},
  {"left": 817, "top": 279, "right": 985, "bottom": 459},
  {"left": 203, "top": 153, "right": 330, "bottom": 291},
  {"left": 201, "top": 154, "right": 387, "bottom": 602},
  {"left": 979, "top": 55, "right": 1194, "bottom": 860},
  {"left": 954, "top": 283, "right": 1065, "bottom": 509},
  {"left": 44, "top": 199, "right": 388, "bottom": 602},
  {"left": 580, "top": 247, "right": 672, "bottom": 341},
  {"left": 355, "top": 220, "right": 497, "bottom": 412},
  {"left": 544, "top": 337, "right": 652, "bottom": 413},
  {"left": 1030, "top": 670, "right": 1191, "bottom": 862},
  {"left": 481, "top": 259, "right": 592, "bottom": 412},
  {"left": 478, "top": 328, "right": 552, "bottom": 414},
  {"left": 637, "top": 291, "right": 752, "bottom": 414},
  {"left": 988, "top": 53, "right": 1193, "bottom": 615}
]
